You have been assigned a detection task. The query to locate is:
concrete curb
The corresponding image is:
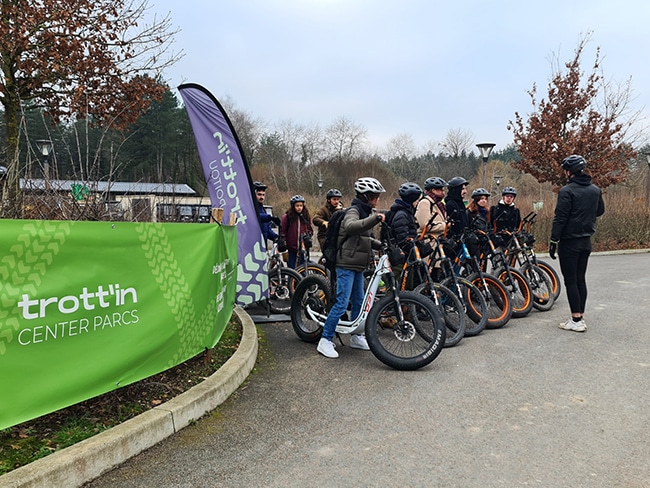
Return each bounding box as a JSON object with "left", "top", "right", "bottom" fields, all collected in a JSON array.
[{"left": 0, "top": 306, "right": 258, "bottom": 488}]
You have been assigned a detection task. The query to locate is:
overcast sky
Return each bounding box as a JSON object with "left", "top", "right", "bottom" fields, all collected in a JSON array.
[{"left": 152, "top": 0, "right": 650, "bottom": 154}]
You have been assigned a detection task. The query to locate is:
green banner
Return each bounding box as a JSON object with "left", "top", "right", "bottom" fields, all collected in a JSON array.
[{"left": 0, "top": 220, "right": 238, "bottom": 430}]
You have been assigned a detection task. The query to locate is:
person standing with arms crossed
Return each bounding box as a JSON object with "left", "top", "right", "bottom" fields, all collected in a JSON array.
[
  {"left": 316, "top": 177, "right": 386, "bottom": 359},
  {"left": 312, "top": 188, "right": 343, "bottom": 250},
  {"left": 549, "top": 155, "right": 605, "bottom": 332}
]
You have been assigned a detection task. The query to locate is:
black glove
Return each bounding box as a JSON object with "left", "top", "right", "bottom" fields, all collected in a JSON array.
[
  {"left": 549, "top": 240, "right": 557, "bottom": 260},
  {"left": 277, "top": 238, "right": 287, "bottom": 253},
  {"left": 270, "top": 216, "right": 281, "bottom": 226},
  {"left": 303, "top": 235, "right": 313, "bottom": 249}
]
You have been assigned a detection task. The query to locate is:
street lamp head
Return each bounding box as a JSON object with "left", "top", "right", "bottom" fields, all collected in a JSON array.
[
  {"left": 476, "top": 142, "right": 496, "bottom": 162},
  {"left": 35, "top": 139, "right": 54, "bottom": 157},
  {"left": 316, "top": 179, "right": 324, "bottom": 189}
]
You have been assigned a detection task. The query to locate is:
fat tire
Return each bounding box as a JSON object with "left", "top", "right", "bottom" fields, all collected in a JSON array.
[
  {"left": 365, "top": 290, "right": 446, "bottom": 370},
  {"left": 290, "top": 274, "right": 332, "bottom": 342},
  {"left": 441, "top": 277, "right": 488, "bottom": 337},
  {"left": 495, "top": 268, "right": 533, "bottom": 318},
  {"left": 413, "top": 282, "right": 466, "bottom": 347},
  {"left": 268, "top": 267, "right": 302, "bottom": 314},
  {"left": 295, "top": 262, "right": 329, "bottom": 281},
  {"left": 467, "top": 272, "right": 512, "bottom": 328},
  {"left": 521, "top": 263, "right": 556, "bottom": 311},
  {"left": 535, "top": 259, "right": 561, "bottom": 300}
]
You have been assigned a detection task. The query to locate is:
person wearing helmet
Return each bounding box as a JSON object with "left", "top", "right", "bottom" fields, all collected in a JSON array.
[
  {"left": 279, "top": 194, "right": 314, "bottom": 269},
  {"left": 385, "top": 182, "right": 423, "bottom": 255},
  {"left": 445, "top": 176, "right": 469, "bottom": 237},
  {"left": 415, "top": 177, "right": 448, "bottom": 239},
  {"left": 550, "top": 155, "right": 604, "bottom": 333},
  {"left": 317, "top": 177, "right": 386, "bottom": 359},
  {"left": 489, "top": 186, "right": 521, "bottom": 235},
  {"left": 312, "top": 188, "right": 344, "bottom": 250},
  {"left": 466, "top": 188, "right": 491, "bottom": 233},
  {"left": 252, "top": 181, "right": 280, "bottom": 246}
]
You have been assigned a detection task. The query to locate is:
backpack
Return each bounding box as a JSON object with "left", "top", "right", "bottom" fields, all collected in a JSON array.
[{"left": 321, "top": 207, "right": 352, "bottom": 269}]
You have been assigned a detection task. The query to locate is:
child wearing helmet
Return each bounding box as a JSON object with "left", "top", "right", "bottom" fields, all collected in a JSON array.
[
  {"left": 312, "top": 188, "right": 343, "bottom": 250},
  {"left": 280, "top": 194, "right": 314, "bottom": 269},
  {"left": 386, "top": 182, "right": 423, "bottom": 256},
  {"left": 490, "top": 186, "right": 521, "bottom": 234},
  {"left": 415, "top": 177, "right": 448, "bottom": 239},
  {"left": 445, "top": 177, "right": 469, "bottom": 237}
]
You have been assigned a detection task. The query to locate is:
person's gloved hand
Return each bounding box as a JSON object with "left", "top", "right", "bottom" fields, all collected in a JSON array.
[
  {"left": 277, "top": 238, "right": 287, "bottom": 253},
  {"left": 303, "top": 235, "right": 313, "bottom": 249},
  {"left": 549, "top": 240, "right": 557, "bottom": 260},
  {"left": 270, "top": 216, "right": 281, "bottom": 226}
]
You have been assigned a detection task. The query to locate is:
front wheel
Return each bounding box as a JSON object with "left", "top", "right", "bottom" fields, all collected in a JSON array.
[
  {"left": 268, "top": 267, "right": 302, "bottom": 314},
  {"left": 466, "top": 272, "right": 512, "bottom": 329},
  {"left": 441, "top": 277, "right": 488, "bottom": 337},
  {"left": 495, "top": 268, "right": 533, "bottom": 318},
  {"left": 365, "top": 290, "right": 446, "bottom": 370},
  {"left": 295, "top": 262, "right": 329, "bottom": 281},
  {"left": 290, "top": 274, "right": 332, "bottom": 343},
  {"left": 413, "top": 282, "right": 466, "bottom": 347},
  {"left": 521, "top": 263, "right": 556, "bottom": 311}
]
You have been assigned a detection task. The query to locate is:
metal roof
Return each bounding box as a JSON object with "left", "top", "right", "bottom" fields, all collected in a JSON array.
[{"left": 20, "top": 179, "right": 197, "bottom": 195}]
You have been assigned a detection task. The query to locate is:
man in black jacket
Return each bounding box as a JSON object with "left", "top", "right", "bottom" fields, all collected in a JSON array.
[{"left": 550, "top": 155, "right": 605, "bottom": 332}]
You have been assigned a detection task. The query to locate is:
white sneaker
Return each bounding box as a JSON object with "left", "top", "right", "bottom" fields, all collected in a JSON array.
[
  {"left": 317, "top": 338, "right": 339, "bottom": 358},
  {"left": 559, "top": 318, "right": 586, "bottom": 332},
  {"left": 350, "top": 334, "right": 370, "bottom": 350}
]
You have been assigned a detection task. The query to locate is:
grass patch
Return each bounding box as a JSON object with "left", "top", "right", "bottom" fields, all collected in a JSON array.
[{"left": 0, "top": 315, "right": 242, "bottom": 476}]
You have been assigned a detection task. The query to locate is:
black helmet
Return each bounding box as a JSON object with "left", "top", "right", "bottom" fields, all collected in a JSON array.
[
  {"left": 471, "top": 188, "right": 490, "bottom": 199},
  {"left": 252, "top": 181, "right": 267, "bottom": 191},
  {"left": 399, "top": 182, "right": 423, "bottom": 204},
  {"left": 447, "top": 176, "right": 468, "bottom": 189},
  {"left": 501, "top": 186, "right": 517, "bottom": 196},
  {"left": 424, "top": 177, "right": 448, "bottom": 190},
  {"left": 290, "top": 194, "right": 305, "bottom": 205},
  {"left": 326, "top": 188, "right": 342, "bottom": 199},
  {"left": 561, "top": 155, "right": 587, "bottom": 174}
]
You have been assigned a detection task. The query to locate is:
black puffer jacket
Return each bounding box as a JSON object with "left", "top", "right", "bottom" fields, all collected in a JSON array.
[
  {"left": 337, "top": 198, "right": 382, "bottom": 271},
  {"left": 551, "top": 173, "right": 605, "bottom": 241},
  {"left": 387, "top": 199, "right": 418, "bottom": 254},
  {"left": 445, "top": 186, "right": 468, "bottom": 237},
  {"left": 490, "top": 201, "right": 521, "bottom": 233}
]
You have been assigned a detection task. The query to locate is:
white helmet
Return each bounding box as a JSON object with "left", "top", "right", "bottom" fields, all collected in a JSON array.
[{"left": 354, "top": 177, "right": 386, "bottom": 195}]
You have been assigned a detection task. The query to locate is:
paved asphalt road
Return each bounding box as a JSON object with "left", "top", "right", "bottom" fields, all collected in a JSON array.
[{"left": 86, "top": 252, "right": 650, "bottom": 488}]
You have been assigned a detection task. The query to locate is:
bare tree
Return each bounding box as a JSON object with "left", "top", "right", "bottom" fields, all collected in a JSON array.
[
  {"left": 324, "top": 116, "right": 368, "bottom": 161},
  {"left": 439, "top": 129, "right": 475, "bottom": 159},
  {"left": 0, "top": 0, "right": 180, "bottom": 214}
]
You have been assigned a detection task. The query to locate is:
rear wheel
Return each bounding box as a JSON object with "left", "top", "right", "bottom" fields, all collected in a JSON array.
[
  {"left": 413, "top": 282, "right": 465, "bottom": 347},
  {"left": 365, "top": 291, "right": 446, "bottom": 370},
  {"left": 268, "top": 268, "right": 302, "bottom": 314},
  {"left": 295, "top": 262, "right": 329, "bottom": 281},
  {"left": 467, "top": 272, "right": 512, "bottom": 328},
  {"left": 290, "top": 274, "right": 331, "bottom": 343}
]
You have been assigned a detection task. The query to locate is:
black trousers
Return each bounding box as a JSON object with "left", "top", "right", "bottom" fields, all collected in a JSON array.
[{"left": 558, "top": 237, "right": 592, "bottom": 314}]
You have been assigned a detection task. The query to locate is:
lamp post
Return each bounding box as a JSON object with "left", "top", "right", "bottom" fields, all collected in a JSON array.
[
  {"left": 643, "top": 152, "right": 650, "bottom": 208},
  {"left": 476, "top": 142, "right": 496, "bottom": 188},
  {"left": 317, "top": 178, "right": 324, "bottom": 202},
  {"left": 35, "top": 139, "right": 54, "bottom": 190}
]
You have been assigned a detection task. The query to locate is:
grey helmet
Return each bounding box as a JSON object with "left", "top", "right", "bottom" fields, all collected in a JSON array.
[
  {"left": 290, "top": 194, "right": 305, "bottom": 205},
  {"left": 561, "top": 154, "right": 587, "bottom": 174},
  {"left": 399, "top": 182, "right": 423, "bottom": 204},
  {"left": 447, "top": 176, "right": 469, "bottom": 189},
  {"left": 354, "top": 177, "right": 386, "bottom": 194},
  {"left": 326, "top": 188, "right": 343, "bottom": 200},
  {"left": 501, "top": 186, "right": 517, "bottom": 196},
  {"left": 471, "top": 187, "right": 490, "bottom": 199},
  {"left": 252, "top": 181, "right": 267, "bottom": 191},
  {"left": 424, "top": 177, "right": 448, "bottom": 190}
]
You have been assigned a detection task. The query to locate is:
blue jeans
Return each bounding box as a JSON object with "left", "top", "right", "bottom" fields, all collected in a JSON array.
[{"left": 321, "top": 267, "right": 365, "bottom": 340}]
